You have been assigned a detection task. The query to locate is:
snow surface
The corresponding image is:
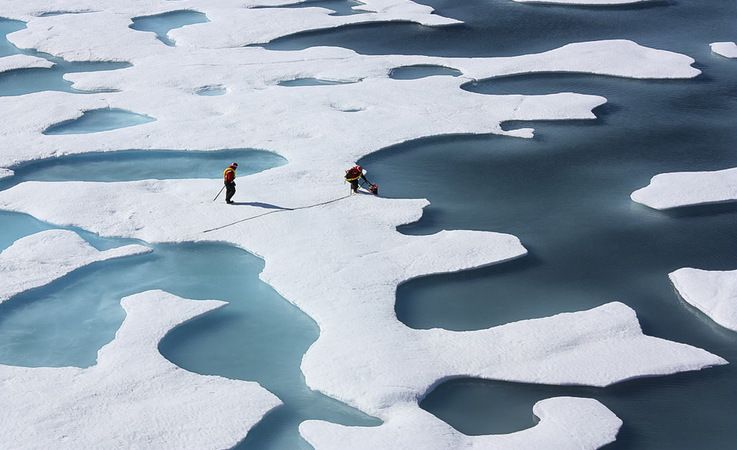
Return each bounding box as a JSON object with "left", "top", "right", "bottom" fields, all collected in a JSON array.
[
  {"left": 0, "top": 1, "right": 721, "bottom": 448},
  {"left": 710, "top": 42, "right": 737, "bottom": 58},
  {"left": 0, "top": 229, "right": 150, "bottom": 303},
  {"left": 302, "top": 398, "right": 622, "bottom": 450},
  {"left": 670, "top": 268, "right": 737, "bottom": 332},
  {"left": 0, "top": 290, "right": 281, "bottom": 448},
  {"left": 0, "top": 168, "right": 12, "bottom": 180},
  {"left": 0, "top": 53, "right": 53, "bottom": 74},
  {"left": 631, "top": 167, "right": 737, "bottom": 209}
]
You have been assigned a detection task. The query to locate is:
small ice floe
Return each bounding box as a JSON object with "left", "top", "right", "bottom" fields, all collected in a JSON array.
[
  {"left": 631, "top": 167, "right": 737, "bottom": 209},
  {"left": 0, "top": 229, "right": 150, "bottom": 304},
  {"left": 0, "top": 290, "right": 281, "bottom": 448},
  {"left": 0, "top": 54, "right": 53, "bottom": 75},
  {"left": 710, "top": 42, "right": 737, "bottom": 59},
  {"left": 670, "top": 268, "right": 737, "bottom": 332}
]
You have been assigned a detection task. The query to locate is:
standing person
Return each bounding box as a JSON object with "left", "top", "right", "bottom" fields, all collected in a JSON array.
[{"left": 223, "top": 162, "right": 238, "bottom": 204}]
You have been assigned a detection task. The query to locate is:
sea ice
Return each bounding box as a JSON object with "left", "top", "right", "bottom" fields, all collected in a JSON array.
[
  {"left": 670, "top": 268, "right": 737, "bottom": 332},
  {"left": 0, "top": 290, "right": 281, "bottom": 448},
  {"left": 0, "top": 229, "right": 149, "bottom": 304},
  {"left": 0, "top": 1, "right": 722, "bottom": 447},
  {"left": 302, "top": 397, "right": 622, "bottom": 450},
  {"left": 0, "top": 53, "right": 52, "bottom": 74},
  {"left": 0, "top": 181, "right": 725, "bottom": 415},
  {"left": 631, "top": 167, "right": 737, "bottom": 209},
  {"left": 710, "top": 42, "right": 737, "bottom": 59}
]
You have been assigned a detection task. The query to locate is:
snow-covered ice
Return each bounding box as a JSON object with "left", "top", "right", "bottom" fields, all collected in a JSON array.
[
  {"left": 0, "top": 290, "right": 281, "bottom": 448},
  {"left": 0, "top": 1, "right": 724, "bottom": 447},
  {"left": 710, "top": 42, "right": 737, "bottom": 59},
  {"left": 302, "top": 397, "right": 622, "bottom": 450},
  {"left": 0, "top": 229, "right": 150, "bottom": 304},
  {"left": 670, "top": 268, "right": 737, "bottom": 332},
  {"left": 0, "top": 53, "right": 53, "bottom": 74},
  {"left": 631, "top": 167, "right": 737, "bottom": 209}
]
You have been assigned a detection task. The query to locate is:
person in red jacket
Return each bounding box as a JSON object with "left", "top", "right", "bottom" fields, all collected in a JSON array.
[
  {"left": 223, "top": 162, "right": 238, "bottom": 204},
  {"left": 345, "top": 164, "right": 378, "bottom": 195}
]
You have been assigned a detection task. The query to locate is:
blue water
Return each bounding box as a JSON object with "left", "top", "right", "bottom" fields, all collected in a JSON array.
[
  {"left": 0, "top": 18, "right": 130, "bottom": 96},
  {"left": 129, "top": 10, "right": 209, "bottom": 46},
  {"left": 389, "top": 64, "right": 461, "bottom": 79},
  {"left": 42, "top": 108, "right": 155, "bottom": 135},
  {"left": 0, "top": 149, "right": 285, "bottom": 191}
]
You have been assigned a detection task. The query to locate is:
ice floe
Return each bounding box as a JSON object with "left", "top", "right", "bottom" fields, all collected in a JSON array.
[
  {"left": 0, "top": 290, "right": 281, "bottom": 448},
  {"left": 302, "top": 397, "right": 622, "bottom": 450},
  {"left": 670, "top": 268, "right": 737, "bottom": 332},
  {"left": 0, "top": 229, "right": 149, "bottom": 304},
  {"left": 0, "top": 53, "right": 52, "bottom": 74},
  {"left": 710, "top": 42, "right": 737, "bottom": 59},
  {"left": 0, "top": 1, "right": 720, "bottom": 447},
  {"left": 0, "top": 181, "right": 725, "bottom": 412},
  {"left": 631, "top": 167, "right": 737, "bottom": 209}
]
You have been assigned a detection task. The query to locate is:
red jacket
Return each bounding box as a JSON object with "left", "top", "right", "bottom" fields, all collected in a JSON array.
[{"left": 223, "top": 166, "right": 236, "bottom": 183}]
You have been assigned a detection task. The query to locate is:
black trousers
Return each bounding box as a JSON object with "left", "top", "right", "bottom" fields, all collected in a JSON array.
[{"left": 225, "top": 182, "right": 236, "bottom": 202}]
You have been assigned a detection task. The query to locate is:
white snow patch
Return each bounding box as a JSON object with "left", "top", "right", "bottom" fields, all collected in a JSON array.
[
  {"left": 0, "top": 54, "right": 53, "bottom": 74},
  {"left": 631, "top": 167, "right": 737, "bottom": 209},
  {"left": 0, "top": 229, "right": 150, "bottom": 303},
  {"left": 0, "top": 290, "right": 281, "bottom": 448},
  {"left": 0, "top": 168, "right": 12, "bottom": 180},
  {"left": 670, "top": 268, "right": 737, "bottom": 332},
  {"left": 710, "top": 42, "right": 737, "bottom": 58},
  {"left": 302, "top": 397, "right": 622, "bottom": 450}
]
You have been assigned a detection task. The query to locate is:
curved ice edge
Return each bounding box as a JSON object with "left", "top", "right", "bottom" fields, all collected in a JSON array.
[
  {"left": 0, "top": 229, "right": 151, "bottom": 304},
  {"left": 299, "top": 396, "right": 621, "bottom": 450},
  {"left": 0, "top": 54, "right": 54, "bottom": 74},
  {"left": 630, "top": 167, "right": 737, "bottom": 210},
  {"left": 670, "top": 268, "right": 737, "bottom": 333},
  {"left": 0, "top": 290, "right": 281, "bottom": 448}
]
